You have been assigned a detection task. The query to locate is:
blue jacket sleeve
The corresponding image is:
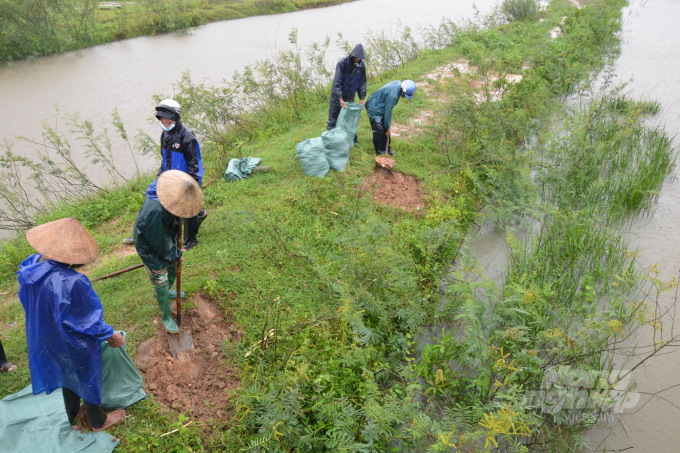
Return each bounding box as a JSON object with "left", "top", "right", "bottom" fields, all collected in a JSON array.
[
  {"left": 331, "top": 59, "right": 345, "bottom": 101},
  {"left": 358, "top": 67, "right": 367, "bottom": 100},
  {"left": 62, "top": 276, "right": 114, "bottom": 342},
  {"left": 184, "top": 138, "right": 200, "bottom": 183}
]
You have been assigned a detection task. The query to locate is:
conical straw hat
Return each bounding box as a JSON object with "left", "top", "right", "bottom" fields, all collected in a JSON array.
[
  {"left": 26, "top": 218, "right": 99, "bottom": 265},
  {"left": 157, "top": 170, "right": 204, "bottom": 218}
]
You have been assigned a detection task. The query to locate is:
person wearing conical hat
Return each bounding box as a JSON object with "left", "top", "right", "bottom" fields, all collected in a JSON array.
[
  {"left": 133, "top": 170, "right": 204, "bottom": 333},
  {"left": 17, "top": 218, "right": 126, "bottom": 432}
]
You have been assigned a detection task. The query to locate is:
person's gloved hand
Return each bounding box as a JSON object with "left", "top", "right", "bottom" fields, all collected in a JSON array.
[{"left": 107, "top": 333, "right": 125, "bottom": 348}]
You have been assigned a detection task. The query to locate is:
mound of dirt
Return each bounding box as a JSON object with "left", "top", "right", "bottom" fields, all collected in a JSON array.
[
  {"left": 134, "top": 294, "right": 241, "bottom": 421},
  {"left": 364, "top": 167, "right": 425, "bottom": 212}
]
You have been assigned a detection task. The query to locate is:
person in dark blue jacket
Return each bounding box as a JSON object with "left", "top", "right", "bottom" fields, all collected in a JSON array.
[
  {"left": 366, "top": 80, "right": 416, "bottom": 156},
  {"left": 327, "top": 44, "right": 367, "bottom": 142},
  {"left": 18, "top": 218, "right": 126, "bottom": 432},
  {"left": 125, "top": 100, "right": 207, "bottom": 250},
  {"left": 153, "top": 99, "right": 206, "bottom": 251}
]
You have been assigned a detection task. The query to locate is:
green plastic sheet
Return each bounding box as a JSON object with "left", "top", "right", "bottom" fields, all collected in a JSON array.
[
  {"left": 296, "top": 102, "right": 363, "bottom": 177},
  {"left": 224, "top": 157, "right": 263, "bottom": 182},
  {"left": 0, "top": 332, "right": 145, "bottom": 453}
]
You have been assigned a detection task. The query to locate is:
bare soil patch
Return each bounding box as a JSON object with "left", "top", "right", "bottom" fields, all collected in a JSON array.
[
  {"left": 363, "top": 167, "right": 425, "bottom": 212},
  {"left": 134, "top": 294, "right": 242, "bottom": 422}
]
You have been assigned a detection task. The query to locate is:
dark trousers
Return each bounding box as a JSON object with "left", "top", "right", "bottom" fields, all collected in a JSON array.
[
  {"left": 370, "top": 120, "right": 391, "bottom": 155},
  {"left": 184, "top": 209, "right": 206, "bottom": 243},
  {"left": 0, "top": 339, "right": 6, "bottom": 365},
  {"left": 63, "top": 387, "right": 107, "bottom": 429}
]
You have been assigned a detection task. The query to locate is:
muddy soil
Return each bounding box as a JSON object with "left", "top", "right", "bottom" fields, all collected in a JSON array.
[
  {"left": 134, "top": 294, "right": 242, "bottom": 421},
  {"left": 364, "top": 167, "right": 425, "bottom": 212}
]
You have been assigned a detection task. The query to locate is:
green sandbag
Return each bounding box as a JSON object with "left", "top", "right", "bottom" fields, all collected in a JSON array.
[
  {"left": 336, "top": 102, "right": 364, "bottom": 150},
  {"left": 296, "top": 137, "right": 330, "bottom": 178},
  {"left": 321, "top": 128, "right": 350, "bottom": 172},
  {"left": 100, "top": 331, "right": 146, "bottom": 410}
]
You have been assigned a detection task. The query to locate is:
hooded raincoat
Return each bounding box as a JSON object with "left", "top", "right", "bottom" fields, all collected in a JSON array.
[
  {"left": 17, "top": 254, "right": 114, "bottom": 405},
  {"left": 133, "top": 197, "right": 182, "bottom": 271},
  {"left": 327, "top": 44, "right": 367, "bottom": 130}
]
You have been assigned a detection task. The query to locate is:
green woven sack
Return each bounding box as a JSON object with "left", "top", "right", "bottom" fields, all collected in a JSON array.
[
  {"left": 296, "top": 137, "right": 330, "bottom": 178},
  {"left": 336, "top": 102, "right": 364, "bottom": 149},
  {"left": 321, "top": 128, "right": 350, "bottom": 171}
]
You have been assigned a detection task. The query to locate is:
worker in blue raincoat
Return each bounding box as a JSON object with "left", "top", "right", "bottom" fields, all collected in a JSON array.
[
  {"left": 328, "top": 44, "right": 367, "bottom": 143},
  {"left": 125, "top": 99, "right": 206, "bottom": 251},
  {"left": 17, "top": 218, "right": 126, "bottom": 432},
  {"left": 365, "top": 80, "right": 416, "bottom": 156}
]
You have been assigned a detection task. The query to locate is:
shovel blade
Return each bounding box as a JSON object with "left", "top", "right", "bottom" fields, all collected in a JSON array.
[{"left": 167, "top": 330, "right": 194, "bottom": 357}]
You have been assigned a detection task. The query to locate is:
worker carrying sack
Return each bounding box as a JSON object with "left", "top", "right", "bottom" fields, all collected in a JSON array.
[{"left": 296, "top": 102, "right": 363, "bottom": 177}]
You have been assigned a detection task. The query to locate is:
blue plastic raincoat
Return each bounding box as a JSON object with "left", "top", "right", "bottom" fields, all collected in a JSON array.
[{"left": 17, "top": 254, "right": 114, "bottom": 405}]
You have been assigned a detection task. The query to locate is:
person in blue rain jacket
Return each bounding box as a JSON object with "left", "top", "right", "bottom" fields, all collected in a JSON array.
[
  {"left": 127, "top": 99, "right": 207, "bottom": 250},
  {"left": 365, "top": 80, "right": 416, "bottom": 156},
  {"left": 17, "top": 217, "right": 126, "bottom": 431}
]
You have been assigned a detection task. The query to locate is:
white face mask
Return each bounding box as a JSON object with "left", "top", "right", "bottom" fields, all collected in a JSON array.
[{"left": 354, "top": 60, "right": 361, "bottom": 67}]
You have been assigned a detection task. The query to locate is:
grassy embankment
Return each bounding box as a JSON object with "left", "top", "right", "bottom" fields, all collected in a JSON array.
[
  {"left": 0, "top": 0, "right": 357, "bottom": 63},
  {"left": 2, "top": 0, "right": 676, "bottom": 451}
]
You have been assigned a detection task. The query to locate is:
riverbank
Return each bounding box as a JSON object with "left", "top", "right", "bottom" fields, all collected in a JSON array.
[
  {"left": 0, "top": 0, "right": 357, "bottom": 63},
  {"left": 1, "top": 0, "right": 671, "bottom": 451}
]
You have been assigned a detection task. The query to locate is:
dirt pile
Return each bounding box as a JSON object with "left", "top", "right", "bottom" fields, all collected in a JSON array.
[
  {"left": 134, "top": 294, "right": 241, "bottom": 421},
  {"left": 364, "top": 167, "right": 425, "bottom": 212}
]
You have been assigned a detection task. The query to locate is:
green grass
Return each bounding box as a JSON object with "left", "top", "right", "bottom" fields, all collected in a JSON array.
[{"left": 2, "top": 0, "right": 671, "bottom": 451}]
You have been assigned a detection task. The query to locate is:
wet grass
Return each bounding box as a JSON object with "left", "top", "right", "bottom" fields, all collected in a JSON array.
[{"left": 1, "top": 0, "right": 667, "bottom": 451}]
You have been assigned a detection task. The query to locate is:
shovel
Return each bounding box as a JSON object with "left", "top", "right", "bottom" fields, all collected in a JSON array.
[{"left": 167, "top": 217, "right": 194, "bottom": 357}]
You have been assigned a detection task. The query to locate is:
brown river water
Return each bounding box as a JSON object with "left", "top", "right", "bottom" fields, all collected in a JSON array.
[
  {"left": 0, "top": 0, "right": 678, "bottom": 450},
  {"left": 0, "top": 0, "right": 497, "bottom": 182}
]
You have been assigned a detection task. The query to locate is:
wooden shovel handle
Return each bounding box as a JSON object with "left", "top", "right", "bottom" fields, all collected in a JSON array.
[{"left": 176, "top": 217, "right": 182, "bottom": 328}]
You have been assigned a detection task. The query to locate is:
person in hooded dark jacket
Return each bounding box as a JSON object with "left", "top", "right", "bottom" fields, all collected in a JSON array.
[
  {"left": 327, "top": 44, "right": 367, "bottom": 141},
  {"left": 124, "top": 100, "right": 207, "bottom": 249}
]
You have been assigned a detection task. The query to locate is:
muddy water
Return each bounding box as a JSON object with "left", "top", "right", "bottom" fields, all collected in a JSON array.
[
  {"left": 459, "top": 1, "right": 680, "bottom": 451},
  {"left": 586, "top": 0, "right": 680, "bottom": 451},
  {"left": 0, "top": 0, "right": 497, "bottom": 182}
]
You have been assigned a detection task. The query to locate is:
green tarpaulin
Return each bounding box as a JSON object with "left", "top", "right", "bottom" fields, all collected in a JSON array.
[
  {"left": 296, "top": 102, "right": 363, "bottom": 177},
  {"left": 224, "top": 157, "right": 262, "bottom": 182},
  {"left": 0, "top": 332, "right": 145, "bottom": 453}
]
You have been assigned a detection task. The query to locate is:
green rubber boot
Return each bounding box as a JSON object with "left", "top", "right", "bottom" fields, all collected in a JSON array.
[
  {"left": 168, "top": 290, "right": 186, "bottom": 299},
  {"left": 166, "top": 266, "right": 186, "bottom": 299},
  {"left": 154, "top": 285, "right": 179, "bottom": 333}
]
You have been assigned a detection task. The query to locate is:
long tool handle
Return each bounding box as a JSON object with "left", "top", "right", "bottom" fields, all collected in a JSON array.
[
  {"left": 92, "top": 263, "right": 144, "bottom": 282},
  {"left": 385, "top": 134, "right": 391, "bottom": 154},
  {"left": 176, "top": 217, "right": 183, "bottom": 328}
]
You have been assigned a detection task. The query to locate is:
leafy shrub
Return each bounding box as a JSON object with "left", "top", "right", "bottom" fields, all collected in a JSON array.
[{"left": 502, "top": 0, "right": 540, "bottom": 21}]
